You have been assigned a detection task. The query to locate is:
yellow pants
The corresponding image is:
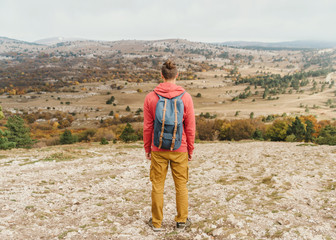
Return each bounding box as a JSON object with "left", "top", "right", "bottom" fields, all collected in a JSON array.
[{"left": 150, "top": 151, "right": 189, "bottom": 228}]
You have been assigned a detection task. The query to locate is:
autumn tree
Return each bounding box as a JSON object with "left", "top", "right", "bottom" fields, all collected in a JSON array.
[
  {"left": 219, "top": 119, "right": 255, "bottom": 141},
  {"left": 0, "top": 105, "right": 4, "bottom": 120},
  {"left": 196, "top": 118, "right": 222, "bottom": 140},
  {"left": 265, "top": 119, "right": 290, "bottom": 141}
]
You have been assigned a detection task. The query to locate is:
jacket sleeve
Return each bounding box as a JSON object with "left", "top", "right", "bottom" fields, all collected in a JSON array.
[
  {"left": 143, "top": 94, "right": 154, "bottom": 153},
  {"left": 183, "top": 93, "right": 195, "bottom": 155}
]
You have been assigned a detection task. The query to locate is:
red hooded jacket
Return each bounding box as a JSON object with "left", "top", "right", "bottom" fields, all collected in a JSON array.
[{"left": 143, "top": 82, "right": 195, "bottom": 155}]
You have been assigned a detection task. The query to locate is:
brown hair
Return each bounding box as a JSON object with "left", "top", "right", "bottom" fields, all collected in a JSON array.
[{"left": 161, "top": 59, "right": 178, "bottom": 80}]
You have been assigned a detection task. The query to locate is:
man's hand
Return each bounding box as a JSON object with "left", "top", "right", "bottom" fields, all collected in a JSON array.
[
  {"left": 146, "top": 152, "right": 151, "bottom": 161},
  {"left": 188, "top": 154, "right": 192, "bottom": 161}
]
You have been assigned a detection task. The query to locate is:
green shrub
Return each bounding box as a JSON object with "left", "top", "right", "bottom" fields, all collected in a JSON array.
[
  {"left": 100, "top": 137, "right": 109, "bottom": 145},
  {"left": 120, "top": 123, "right": 138, "bottom": 143},
  {"left": 60, "top": 129, "right": 77, "bottom": 144},
  {"left": 316, "top": 125, "right": 336, "bottom": 145},
  {"left": 106, "top": 96, "right": 115, "bottom": 104},
  {"left": 77, "top": 129, "right": 97, "bottom": 142},
  {"left": 252, "top": 129, "right": 263, "bottom": 140},
  {"left": 285, "top": 134, "right": 296, "bottom": 142}
]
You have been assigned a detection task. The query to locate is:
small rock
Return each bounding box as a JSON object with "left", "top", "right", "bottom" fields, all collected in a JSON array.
[
  {"left": 72, "top": 199, "right": 80, "bottom": 205},
  {"left": 228, "top": 233, "right": 236, "bottom": 239},
  {"left": 194, "top": 235, "right": 202, "bottom": 240},
  {"left": 212, "top": 227, "right": 224, "bottom": 236},
  {"left": 210, "top": 224, "right": 217, "bottom": 229},
  {"left": 227, "top": 214, "right": 235, "bottom": 223},
  {"left": 215, "top": 218, "right": 224, "bottom": 225},
  {"left": 107, "top": 214, "right": 114, "bottom": 222},
  {"left": 70, "top": 205, "right": 77, "bottom": 211},
  {"left": 121, "top": 227, "right": 141, "bottom": 235}
]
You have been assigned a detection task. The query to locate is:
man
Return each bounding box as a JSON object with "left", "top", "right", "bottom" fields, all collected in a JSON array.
[{"left": 143, "top": 59, "right": 195, "bottom": 232}]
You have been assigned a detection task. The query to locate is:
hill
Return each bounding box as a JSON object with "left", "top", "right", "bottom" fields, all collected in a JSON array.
[
  {"left": 0, "top": 36, "right": 335, "bottom": 127},
  {"left": 34, "top": 37, "right": 87, "bottom": 45},
  {"left": 0, "top": 141, "right": 335, "bottom": 239},
  {"left": 218, "top": 40, "right": 336, "bottom": 49}
]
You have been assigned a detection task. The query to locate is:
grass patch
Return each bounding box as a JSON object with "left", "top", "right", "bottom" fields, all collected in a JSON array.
[
  {"left": 235, "top": 175, "right": 248, "bottom": 181},
  {"left": 1, "top": 159, "right": 14, "bottom": 166},
  {"left": 226, "top": 193, "right": 237, "bottom": 202},
  {"left": 324, "top": 181, "right": 336, "bottom": 191},
  {"left": 216, "top": 177, "right": 228, "bottom": 185},
  {"left": 297, "top": 143, "right": 317, "bottom": 147},
  {"left": 43, "top": 152, "right": 75, "bottom": 162},
  {"left": 19, "top": 160, "right": 39, "bottom": 166},
  {"left": 205, "top": 227, "right": 214, "bottom": 234},
  {"left": 271, "top": 230, "right": 284, "bottom": 238},
  {"left": 19, "top": 152, "right": 75, "bottom": 165},
  {"left": 58, "top": 229, "right": 76, "bottom": 239},
  {"left": 261, "top": 176, "right": 274, "bottom": 185},
  {"left": 25, "top": 205, "right": 36, "bottom": 211},
  {"left": 116, "top": 144, "right": 143, "bottom": 149},
  {"left": 267, "top": 191, "right": 283, "bottom": 200},
  {"left": 165, "top": 231, "right": 178, "bottom": 237}
]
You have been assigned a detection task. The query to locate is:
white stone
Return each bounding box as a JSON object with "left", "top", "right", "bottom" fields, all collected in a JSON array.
[{"left": 212, "top": 227, "right": 225, "bottom": 236}]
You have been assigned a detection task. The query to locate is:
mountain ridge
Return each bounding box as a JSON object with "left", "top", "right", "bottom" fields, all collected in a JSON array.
[
  {"left": 1, "top": 36, "right": 336, "bottom": 49},
  {"left": 216, "top": 40, "right": 336, "bottom": 49}
]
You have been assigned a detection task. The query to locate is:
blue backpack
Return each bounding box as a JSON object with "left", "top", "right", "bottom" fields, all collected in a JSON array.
[{"left": 153, "top": 91, "right": 185, "bottom": 151}]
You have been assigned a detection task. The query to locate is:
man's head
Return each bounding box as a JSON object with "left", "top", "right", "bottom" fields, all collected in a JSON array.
[{"left": 161, "top": 59, "right": 178, "bottom": 82}]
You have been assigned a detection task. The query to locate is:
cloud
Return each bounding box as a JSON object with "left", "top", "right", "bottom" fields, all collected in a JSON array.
[{"left": 0, "top": 0, "right": 335, "bottom": 42}]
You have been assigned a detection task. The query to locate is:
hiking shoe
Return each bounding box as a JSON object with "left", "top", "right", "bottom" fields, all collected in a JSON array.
[
  {"left": 148, "top": 218, "right": 164, "bottom": 232},
  {"left": 176, "top": 218, "right": 191, "bottom": 231}
]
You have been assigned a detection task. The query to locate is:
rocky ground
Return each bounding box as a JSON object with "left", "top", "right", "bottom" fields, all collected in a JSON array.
[{"left": 0, "top": 141, "right": 335, "bottom": 240}]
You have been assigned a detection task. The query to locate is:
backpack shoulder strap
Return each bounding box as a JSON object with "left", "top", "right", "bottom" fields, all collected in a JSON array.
[
  {"left": 154, "top": 90, "right": 165, "bottom": 100},
  {"left": 173, "top": 91, "right": 186, "bottom": 100}
]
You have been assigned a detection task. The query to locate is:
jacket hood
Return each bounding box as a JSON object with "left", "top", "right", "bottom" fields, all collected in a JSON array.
[{"left": 154, "top": 82, "right": 185, "bottom": 99}]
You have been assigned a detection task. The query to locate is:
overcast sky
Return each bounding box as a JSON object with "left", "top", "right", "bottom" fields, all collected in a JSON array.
[{"left": 1, "top": 0, "right": 336, "bottom": 43}]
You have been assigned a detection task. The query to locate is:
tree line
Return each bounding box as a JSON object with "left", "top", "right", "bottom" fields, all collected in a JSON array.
[
  {"left": 196, "top": 115, "right": 336, "bottom": 145},
  {"left": 0, "top": 107, "right": 335, "bottom": 150}
]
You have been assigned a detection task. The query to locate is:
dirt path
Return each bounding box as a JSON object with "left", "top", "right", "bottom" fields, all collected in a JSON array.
[{"left": 0, "top": 142, "right": 335, "bottom": 239}]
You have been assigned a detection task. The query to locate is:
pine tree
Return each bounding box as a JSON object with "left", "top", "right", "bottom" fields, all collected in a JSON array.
[
  {"left": 304, "top": 120, "right": 315, "bottom": 142},
  {"left": 252, "top": 129, "right": 263, "bottom": 140},
  {"left": 60, "top": 129, "right": 77, "bottom": 144},
  {"left": 0, "top": 129, "right": 16, "bottom": 150},
  {"left": 287, "top": 117, "right": 305, "bottom": 141},
  {"left": 263, "top": 88, "right": 269, "bottom": 99},
  {"left": 5, "top": 115, "right": 33, "bottom": 148},
  {"left": 120, "top": 123, "right": 138, "bottom": 143}
]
